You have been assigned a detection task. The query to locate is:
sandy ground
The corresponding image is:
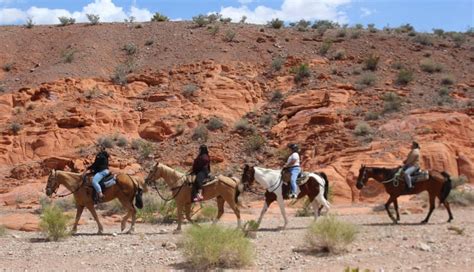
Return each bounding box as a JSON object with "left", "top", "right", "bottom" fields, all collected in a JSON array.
[{"left": 0, "top": 200, "right": 473, "bottom": 271}]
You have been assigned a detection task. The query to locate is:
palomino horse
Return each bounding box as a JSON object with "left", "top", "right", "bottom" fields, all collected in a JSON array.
[
  {"left": 45, "top": 170, "right": 146, "bottom": 234},
  {"left": 144, "top": 162, "right": 243, "bottom": 232},
  {"left": 242, "top": 165, "right": 330, "bottom": 230},
  {"left": 356, "top": 165, "right": 453, "bottom": 224}
]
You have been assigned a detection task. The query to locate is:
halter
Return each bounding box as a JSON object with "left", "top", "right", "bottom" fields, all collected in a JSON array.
[
  {"left": 47, "top": 170, "right": 85, "bottom": 198},
  {"left": 148, "top": 165, "right": 190, "bottom": 202}
]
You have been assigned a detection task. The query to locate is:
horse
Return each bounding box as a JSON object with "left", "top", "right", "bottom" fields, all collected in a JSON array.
[
  {"left": 356, "top": 165, "right": 453, "bottom": 224},
  {"left": 45, "top": 170, "right": 146, "bottom": 234},
  {"left": 144, "top": 162, "right": 243, "bottom": 233},
  {"left": 241, "top": 165, "right": 331, "bottom": 230}
]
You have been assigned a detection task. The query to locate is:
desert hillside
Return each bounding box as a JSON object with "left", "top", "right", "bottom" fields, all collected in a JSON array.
[{"left": 0, "top": 21, "right": 473, "bottom": 203}]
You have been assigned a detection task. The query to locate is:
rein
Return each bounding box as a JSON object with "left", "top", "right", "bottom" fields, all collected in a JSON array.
[
  {"left": 150, "top": 171, "right": 189, "bottom": 202},
  {"left": 50, "top": 172, "right": 86, "bottom": 198}
]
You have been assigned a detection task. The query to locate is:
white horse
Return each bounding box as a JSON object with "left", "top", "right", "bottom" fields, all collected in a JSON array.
[{"left": 242, "top": 165, "right": 331, "bottom": 229}]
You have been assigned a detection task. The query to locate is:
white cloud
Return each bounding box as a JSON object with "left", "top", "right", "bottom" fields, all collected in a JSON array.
[
  {"left": 0, "top": 0, "right": 154, "bottom": 25},
  {"left": 220, "top": 0, "right": 352, "bottom": 24},
  {"left": 238, "top": 0, "right": 254, "bottom": 4},
  {"left": 360, "top": 7, "right": 375, "bottom": 18}
]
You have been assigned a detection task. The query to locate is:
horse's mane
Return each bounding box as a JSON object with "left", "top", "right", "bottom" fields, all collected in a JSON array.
[
  {"left": 157, "top": 164, "right": 185, "bottom": 186},
  {"left": 368, "top": 166, "right": 400, "bottom": 178}
]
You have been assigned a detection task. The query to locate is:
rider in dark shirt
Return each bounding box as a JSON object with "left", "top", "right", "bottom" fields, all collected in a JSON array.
[
  {"left": 87, "top": 147, "right": 110, "bottom": 200},
  {"left": 191, "top": 145, "right": 210, "bottom": 202}
]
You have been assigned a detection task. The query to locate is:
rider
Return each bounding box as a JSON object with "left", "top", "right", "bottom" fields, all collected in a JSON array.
[
  {"left": 87, "top": 146, "right": 110, "bottom": 200},
  {"left": 403, "top": 141, "right": 420, "bottom": 190},
  {"left": 191, "top": 144, "right": 211, "bottom": 202},
  {"left": 284, "top": 143, "right": 301, "bottom": 199}
]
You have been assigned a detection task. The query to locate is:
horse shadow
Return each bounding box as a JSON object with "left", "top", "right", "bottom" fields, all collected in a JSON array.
[
  {"left": 362, "top": 221, "right": 434, "bottom": 227},
  {"left": 257, "top": 226, "right": 308, "bottom": 232}
]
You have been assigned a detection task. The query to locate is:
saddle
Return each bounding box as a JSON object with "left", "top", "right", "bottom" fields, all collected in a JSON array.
[
  {"left": 281, "top": 169, "right": 310, "bottom": 186},
  {"left": 187, "top": 174, "right": 217, "bottom": 187},
  {"left": 86, "top": 173, "right": 117, "bottom": 203},
  {"left": 395, "top": 168, "right": 429, "bottom": 184}
]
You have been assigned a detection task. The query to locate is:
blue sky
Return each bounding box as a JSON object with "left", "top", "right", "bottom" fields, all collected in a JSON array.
[{"left": 0, "top": 0, "right": 472, "bottom": 32}]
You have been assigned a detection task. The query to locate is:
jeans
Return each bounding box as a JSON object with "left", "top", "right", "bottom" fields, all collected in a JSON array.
[
  {"left": 92, "top": 169, "right": 109, "bottom": 194},
  {"left": 404, "top": 166, "right": 417, "bottom": 188},
  {"left": 288, "top": 166, "right": 301, "bottom": 194}
]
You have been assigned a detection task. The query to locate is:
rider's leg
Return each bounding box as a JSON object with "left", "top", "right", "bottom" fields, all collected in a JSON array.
[
  {"left": 92, "top": 169, "right": 108, "bottom": 198},
  {"left": 289, "top": 167, "right": 300, "bottom": 197},
  {"left": 404, "top": 166, "right": 416, "bottom": 189},
  {"left": 193, "top": 171, "right": 206, "bottom": 201}
]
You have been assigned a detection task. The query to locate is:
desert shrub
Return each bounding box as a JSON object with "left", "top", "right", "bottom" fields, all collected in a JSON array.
[
  {"left": 295, "top": 19, "right": 311, "bottom": 31},
  {"left": 192, "top": 125, "right": 209, "bottom": 142},
  {"left": 61, "top": 49, "right": 76, "bottom": 63},
  {"left": 271, "top": 90, "right": 283, "bottom": 102},
  {"left": 145, "top": 40, "right": 154, "bottom": 46},
  {"left": 223, "top": 30, "right": 236, "bottom": 42},
  {"left": 353, "top": 122, "right": 371, "bottom": 136},
  {"left": 333, "top": 49, "right": 346, "bottom": 60},
  {"left": 207, "top": 117, "right": 224, "bottom": 131},
  {"left": 84, "top": 87, "right": 101, "bottom": 99},
  {"left": 420, "top": 58, "right": 443, "bottom": 73},
  {"left": 2, "top": 62, "right": 13, "bottom": 72},
  {"left": 158, "top": 199, "right": 177, "bottom": 223},
  {"left": 0, "top": 225, "right": 6, "bottom": 236},
  {"left": 40, "top": 205, "right": 71, "bottom": 241},
  {"left": 242, "top": 220, "right": 259, "bottom": 237},
  {"left": 25, "top": 17, "right": 34, "bottom": 28},
  {"left": 367, "top": 24, "right": 376, "bottom": 33},
  {"left": 259, "top": 114, "right": 273, "bottom": 127},
  {"left": 220, "top": 17, "right": 232, "bottom": 23},
  {"left": 101, "top": 199, "right": 124, "bottom": 215},
  {"left": 192, "top": 14, "right": 209, "bottom": 27},
  {"left": 354, "top": 24, "right": 363, "bottom": 29},
  {"left": 382, "top": 92, "right": 402, "bottom": 113},
  {"left": 9, "top": 122, "right": 22, "bottom": 135},
  {"left": 245, "top": 134, "right": 265, "bottom": 153},
  {"left": 350, "top": 31, "right": 360, "bottom": 39},
  {"left": 116, "top": 135, "right": 128, "bottom": 147},
  {"left": 319, "top": 40, "right": 332, "bottom": 56},
  {"left": 433, "top": 28, "right": 444, "bottom": 37},
  {"left": 151, "top": 12, "right": 169, "bottom": 22},
  {"left": 182, "top": 84, "right": 199, "bottom": 98},
  {"left": 364, "top": 111, "right": 380, "bottom": 121},
  {"left": 58, "top": 16, "right": 75, "bottom": 26},
  {"left": 268, "top": 18, "right": 284, "bottom": 29},
  {"left": 234, "top": 119, "right": 256, "bottom": 135},
  {"left": 391, "top": 62, "right": 404, "bottom": 70},
  {"left": 208, "top": 25, "right": 220, "bottom": 36},
  {"left": 291, "top": 63, "right": 311, "bottom": 83},
  {"left": 396, "top": 69, "right": 414, "bottom": 85},
  {"left": 295, "top": 198, "right": 312, "bottom": 217},
  {"left": 451, "top": 33, "right": 466, "bottom": 47},
  {"left": 271, "top": 57, "right": 284, "bottom": 71},
  {"left": 111, "top": 64, "right": 132, "bottom": 85},
  {"left": 363, "top": 54, "right": 380, "bottom": 71},
  {"left": 357, "top": 73, "right": 376, "bottom": 86},
  {"left": 398, "top": 23, "right": 414, "bottom": 33},
  {"left": 54, "top": 198, "right": 75, "bottom": 212},
  {"left": 312, "top": 20, "right": 338, "bottom": 30},
  {"left": 122, "top": 43, "right": 138, "bottom": 55},
  {"left": 440, "top": 74, "right": 455, "bottom": 85},
  {"left": 336, "top": 29, "right": 347, "bottom": 38},
  {"left": 413, "top": 34, "right": 433, "bottom": 46},
  {"left": 136, "top": 194, "right": 161, "bottom": 223},
  {"left": 345, "top": 267, "right": 371, "bottom": 272},
  {"left": 305, "top": 215, "right": 357, "bottom": 253},
  {"left": 131, "top": 139, "right": 154, "bottom": 159},
  {"left": 239, "top": 15, "right": 247, "bottom": 24},
  {"left": 97, "top": 136, "right": 114, "bottom": 148},
  {"left": 451, "top": 175, "right": 468, "bottom": 188},
  {"left": 86, "top": 14, "right": 100, "bottom": 25},
  {"left": 438, "top": 87, "right": 451, "bottom": 97},
  {"left": 447, "top": 190, "right": 474, "bottom": 206},
  {"left": 182, "top": 224, "right": 253, "bottom": 269},
  {"left": 194, "top": 204, "right": 218, "bottom": 222}
]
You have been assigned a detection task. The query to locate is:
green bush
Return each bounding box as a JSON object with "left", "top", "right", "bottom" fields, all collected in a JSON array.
[
  {"left": 137, "top": 194, "right": 161, "bottom": 223},
  {"left": 271, "top": 57, "right": 284, "bottom": 71},
  {"left": 234, "top": 119, "right": 256, "bottom": 135},
  {"left": 451, "top": 33, "right": 466, "bottom": 47},
  {"left": 433, "top": 28, "right": 444, "bottom": 37},
  {"left": 358, "top": 73, "right": 376, "bottom": 87},
  {"left": 295, "top": 19, "right": 311, "bottom": 32},
  {"left": 420, "top": 58, "right": 443, "bottom": 73},
  {"left": 97, "top": 136, "right": 114, "bottom": 148},
  {"left": 122, "top": 43, "right": 138, "bottom": 55},
  {"left": 207, "top": 117, "right": 224, "bottom": 131},
  {"left": 151, "top": 12, "right": 169, "bottom": 22},
  {"left": 182, "top": 84, "right": 199, "bottom": 98},
  {"left": 223, "top": 30, "right": 236, "bottom": 42},
  {"left": 354, "top": 24, "right": 363, "bottom": 30},
  {"left": 54, "top": 198, "right": 75, "bottom": 212},
  {"left": 62, "top": 49, "right": 76, "bottom": 64},
  {"left": 208, "top": 25, "right": 219, "bottom": 36},
  {"left": 194, "top": 204, "right": 217, "bottom": 222},
  {"left": 10, "top": 122, "right": 22, "bottom": 135},
  {"left": 396, "top": 69, "right": 414, "bottom": 85},
  {"left": 145, "top": 40, "right": 154, "bottom": 46},
  {"left": 245, "top": 134, "right": 266, "bottom": 153},
  {"left": 295, "top": 198, "right": 312, "bottom": 217},
  {"left": 319, "top": 40, "right": 332, "bottom": 56},
  {"left": 447, "top": 190, "right": 474, "bottom": 206},
  {"left": 383, "top": 92, "right": 402, "bottom": 113},
  {"left": 350, "top": 31, "right": 361, "bottom": 39},
  {"left": 305, "top": 215, "right": 357, "bottom": 253},
  {"left": 440, "top": 74, "right": 455, "bottom": 85},
  {"left": 413, "top": 34, "right": 433, "bottom": 46},
  {"left": 40, "top": 205, "right": 71, "bottom": 241},
  {"left": 268, "top": 18, "right": 284, "bottom": 29},
  {"left": 363, "top": 54, "right": 380, "bottom": 71},
  {"left": 86, "top": 14, "right": 100, "bottom": 25},
  {"left": 398, "top": 23, "right": 414, "bottom": 33},
  {"left": 312, "top": 20, "right": 338, "bottom": 30},
  {"left": 353, "top": 122, "right": 371, "bottom": 136},
  {"left": 158, "top": 199, "right": 177, "bottom": 223},
  {"left": 259, "top": 114, "right": 273, "bottom": 127},
  {"left": 207, "top": 13, "right": 221, "bottom": 23},
  {"left": 367, "top": 23, "right": 377, "bottom": 33},
  {"left": 333, "top": 49, "right": 346, "bottom": 60},
  {"left": 58, "top": 16, "right": 75, "bottom": 26},
  {"left": 364, "top": 111, "right": 380, "bottom": 121},
  {"left": 111, "top": 64, "right": 131, "bottom": 85},
  {"left": 291, "top": 63, "right": 311, "bottom": 83},
  {"left": 2, "top": 62, "right": 13, "bottom": 72},
  {"left": 101, "top": 199, "right": 124, "bottom": 215},
  {"left": 336, "top": 29, "right": 347, "bottom": 38},
  {"left": 182, "top": 224, "right": 253, "bottom": 269},
  {"left": 25, "top": 17, "right": 34, "bottom": 28},
  {"left": 192, "top": 125, "right": 209, "bottom": 142},
  {"left": 271, "top": 90, "right": 283, "bottom": 102},
  {"left": 115, "top": 135, "right": 128, "bottom": 147},
  {"left": 192, "top": 14, "right": 209, "bottom": 27},
  {"left": 131, "top": 139, "right": 155, "bottom": 160}
]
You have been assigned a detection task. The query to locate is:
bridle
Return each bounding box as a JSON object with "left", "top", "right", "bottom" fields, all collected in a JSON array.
[
  {"left": 146, "top": 164, "right": 189, "bottom": 202},
  {"left": 46, "top": 170, "right": 85, "bottom": 198}
]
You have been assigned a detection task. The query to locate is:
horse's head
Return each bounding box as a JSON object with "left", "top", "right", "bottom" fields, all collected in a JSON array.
[
  {"left": 45, "top": 170, "right": 60, "bottom": 197},
  {"left": 241, "top": 164, "right": 255, "bottom": 191},
  {"left": 356, "top": 164, "right": 369, "bottom": 189},
  {"left": 145, "top": 162, "right": 159, "bottom": 186}
]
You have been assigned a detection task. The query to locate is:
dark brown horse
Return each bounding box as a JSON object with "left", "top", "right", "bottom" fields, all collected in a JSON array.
[
  {"left": 356, "top": 165, "right": 453, "bottom": 224},
  {"left": 242, "top": 165, "right": 330, "bottom": 229}
]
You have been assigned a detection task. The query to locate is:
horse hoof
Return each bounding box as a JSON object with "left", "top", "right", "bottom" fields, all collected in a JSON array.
[
  {"left": 97, "top": 230, "right": 103, "bottom": 235},
  {"left": 173, "top": 229, "right": 182, "bottom": 234},
  {"left": 420, "top": 220, "right": 428, "bottom": 224}
]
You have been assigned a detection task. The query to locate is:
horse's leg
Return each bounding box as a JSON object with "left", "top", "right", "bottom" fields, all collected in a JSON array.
[
  {"left": 226, "top": 196, "right": 241, "bottom": 229},
  {"left": 213, "top": 196, "right": 225, "bottom": 224},
  {"left": 315, "top": 184, "right": 330, "bottom": 215},
  {"left": 86, "top": 205, "right": 104, "bottom": 234},
  {"left": 276, "top": 195, "right": 288, "bottom": 230},
  {"left": 257, "top": 198, "right": 273, "bottom": 228},
  {"left": 443, "top": 201, "right": 454, "bottom": 223},
  {"left": 393, "top": 198, "right": 400, "bottom": 222},
  {"left": 384, "top": 196, "right": 397, "bottom": 224},
  {"left": 421, "top": 193, "right": 436, "bottom": 224},
  {"left": 184, "top": 203, "right": 194, "bottom": 224},
  {"left": 311, "top": 197, "right": 320, "bottom": 220},
  {"left": 71, "top": 205, "right": 85, "bottom": 234},
  {"left": 174, "top": 203, "right": 184, "bottom": 233}
]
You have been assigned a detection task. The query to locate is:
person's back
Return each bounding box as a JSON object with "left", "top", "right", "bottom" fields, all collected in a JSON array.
[
  {"left": 284, "top": 143, "right": 301, "bottom": 199},
  {"left": 403, "top": 141, "right": 421, "bottom": 190},
  {"left": 88, "top": 147, "right": 110, "bottom": 200},
  {"left": 191, "top": 145, "right": 210, "bottom": 202}
]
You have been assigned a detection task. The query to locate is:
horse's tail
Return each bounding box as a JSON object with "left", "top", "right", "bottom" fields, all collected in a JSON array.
[
  {"left": 440, "top": 171, "right": 452, "bottom": 204},
  {"left": 319, "top": 172, "right": 330, "bottom": 202},
  {"left": 128, "top": 175, "right": 144, "bottom": 209},
  {"left": 233, "top": 177, "right": 244, "bottom": 205}
]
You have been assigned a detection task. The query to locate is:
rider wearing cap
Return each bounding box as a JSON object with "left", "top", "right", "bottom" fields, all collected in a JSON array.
[{"left": 284, "top": 143, "right": 301, "bottom": 199}]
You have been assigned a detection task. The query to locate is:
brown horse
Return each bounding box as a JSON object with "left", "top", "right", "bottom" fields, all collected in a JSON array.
[
  {"left": 45, "top": 170, "right": 146, "bottom": 234},
  {"left": 144, "top": 162, "right": 243, "bottom": 233},
  {"left": 356, "top": 165, "right": 453, "bottom": 224},
  {"left": 241, "top": 165, "right": 330, "bottom": 229}
]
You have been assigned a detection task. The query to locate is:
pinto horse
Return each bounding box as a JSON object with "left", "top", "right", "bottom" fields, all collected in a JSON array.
[
  {"left": 45, "top": 170, "right": 146, "bottom": 234},
  {"left": 242, "top": 165, "right": 330, "bottom": 230},
  {"left": 144, "top": 162, "right": 243, "bottom": 233},
  {"left": 356, "top": 165, "right": 453, "bottom": 224}
]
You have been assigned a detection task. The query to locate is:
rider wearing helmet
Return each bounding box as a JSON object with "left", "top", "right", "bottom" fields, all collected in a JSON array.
[
  {"left": 284, "top": 143, "right": 301, "bottom": 199},
  {"left": 190, "top": 145, "right": 211, "bottom": 202},
  {"left": 403, "top": 141, "right": 420, "bottom": 190}
]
